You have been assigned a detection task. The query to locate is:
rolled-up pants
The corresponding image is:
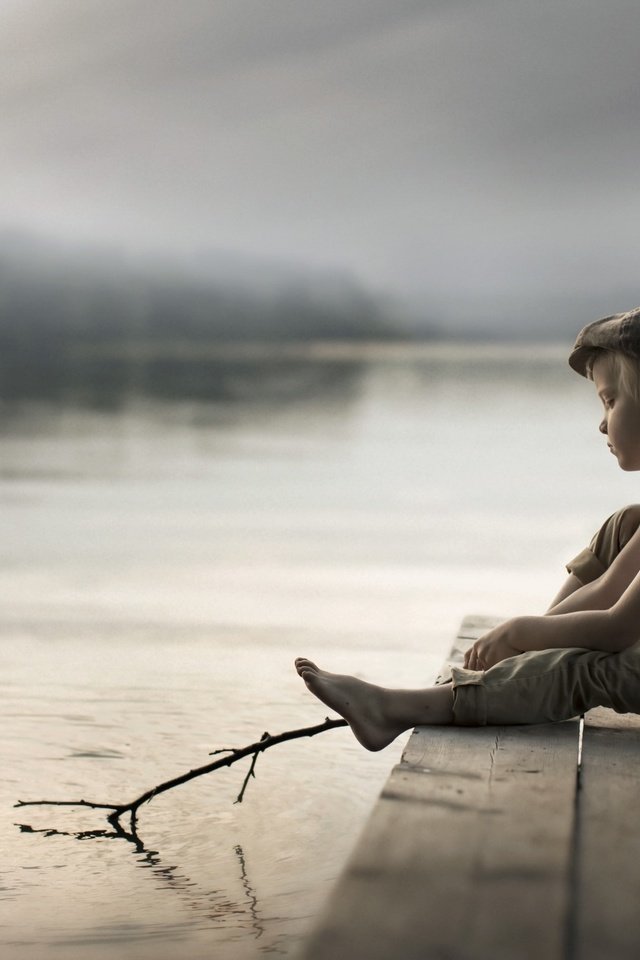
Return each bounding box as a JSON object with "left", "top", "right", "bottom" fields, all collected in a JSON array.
[{"left": 451, "top": 506, "right": 640, "bottom": 725}]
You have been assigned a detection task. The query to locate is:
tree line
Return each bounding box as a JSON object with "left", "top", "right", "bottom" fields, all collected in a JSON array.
[{"left": 0, "top": 232, "right": 419, "bottom": 359}]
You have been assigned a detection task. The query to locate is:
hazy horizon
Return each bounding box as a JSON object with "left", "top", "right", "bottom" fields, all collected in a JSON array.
[
  {"left": 2, "top": 2, "right": 639, "bottom": 336},
  {"left": 0, "top": 227, "right": 600, "bottom": 347}
]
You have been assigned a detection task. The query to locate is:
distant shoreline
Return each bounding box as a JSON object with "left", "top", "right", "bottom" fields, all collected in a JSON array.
[{"left": 67, "top": 338, "right": 569, "bottom": 364}]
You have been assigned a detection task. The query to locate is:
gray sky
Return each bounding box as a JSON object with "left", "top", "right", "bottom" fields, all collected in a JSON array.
[{"left": 3, "top": 0, "right": 640, "bottom": 331}]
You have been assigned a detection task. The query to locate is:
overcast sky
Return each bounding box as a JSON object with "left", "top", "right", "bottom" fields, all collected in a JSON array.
[{"left": 2, "top": 0, "right": 640, "bottom": 332}]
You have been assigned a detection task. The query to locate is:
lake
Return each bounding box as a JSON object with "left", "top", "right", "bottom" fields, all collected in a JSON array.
[{"left": 2, "top": 341, "right": 637, "bottom": 959}]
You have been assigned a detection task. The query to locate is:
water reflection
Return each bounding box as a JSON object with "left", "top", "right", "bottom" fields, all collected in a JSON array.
[
  {"left": 0, "top": 343, "right": 575, "bottom": 448},
  {"left": 16, "top": 818, "right": 261, "bottom": 940},
  {"left": 235, "top": 844, "right": 265, "bottom": 940},
  {"left": 0, "top": 354, "right": 367, "bottom": 413}
]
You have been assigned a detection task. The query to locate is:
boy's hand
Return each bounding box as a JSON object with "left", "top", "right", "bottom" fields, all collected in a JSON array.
[{"left": 463, "top": 620, "right": 523, "bottom": 671}]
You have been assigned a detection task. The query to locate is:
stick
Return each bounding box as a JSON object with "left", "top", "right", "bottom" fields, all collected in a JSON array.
[{"left": 15, "top": 717, "right": 348, "bottom": 827}]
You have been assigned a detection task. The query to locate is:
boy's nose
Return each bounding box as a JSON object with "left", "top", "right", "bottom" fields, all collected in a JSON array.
[{"left": 599, "top": 419, "right": 608, "bottom": 435}]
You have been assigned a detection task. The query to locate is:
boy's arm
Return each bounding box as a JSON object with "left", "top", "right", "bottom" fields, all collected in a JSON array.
[
  {"left": 464, "top": 528, "right": 640, "bottom": 669},
  {"left": 545, "top": 572, "right": 584, "bottom": 610},
  {"left": 464, "top": 608, "right": 626, "bottom": 670},
  {"left": 504, "top": 605, "right": 631, "bottom": 657},
  {"left": 546, "top": 525, "right": 640, "bottom": 615}
]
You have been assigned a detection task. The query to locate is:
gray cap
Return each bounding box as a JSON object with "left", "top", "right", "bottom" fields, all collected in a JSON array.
[{"left": 569, "top": 306, "right": 640, "bottom": 378}]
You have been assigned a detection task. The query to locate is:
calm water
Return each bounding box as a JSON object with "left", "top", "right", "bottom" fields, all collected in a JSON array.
[{"left": 2, "top": 342, "right": 638, "bottom": 959}]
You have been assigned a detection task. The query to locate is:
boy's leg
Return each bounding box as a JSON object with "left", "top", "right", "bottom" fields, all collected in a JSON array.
[
  {"left": 296, "top": 645, "right": 640, "bottom": 747},
  {"left": 295, "top": 658, "right": 454, "bottom": 751},
  {"left": 451, "top": 644, "right": 640, "bottom": 726}
]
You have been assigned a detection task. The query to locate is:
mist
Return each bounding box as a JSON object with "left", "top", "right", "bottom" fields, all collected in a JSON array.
[
  {"left": 0, "top": 231, "right": 426, "bottom": 362},
  {"left": 1, "top": 1, "right": 639, "bottom": 335}
]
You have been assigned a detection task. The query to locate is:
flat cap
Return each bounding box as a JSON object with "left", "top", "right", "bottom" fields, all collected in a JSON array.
[{"left": 569, "top": 306, "right": 640, "bottom": 378}]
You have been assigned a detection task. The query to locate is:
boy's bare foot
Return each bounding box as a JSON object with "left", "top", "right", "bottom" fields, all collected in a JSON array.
[{"left": 294, "top": 658, "right": 407, "bottom": 751}]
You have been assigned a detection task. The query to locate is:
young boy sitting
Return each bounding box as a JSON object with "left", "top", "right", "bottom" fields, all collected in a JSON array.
[{"left": 295, "top": 307, "right": 640, "bottom": 750}]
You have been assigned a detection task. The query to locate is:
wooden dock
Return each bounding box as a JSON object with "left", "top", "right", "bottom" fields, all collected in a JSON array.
[{"left": 299, "top": 615, "right": 640, "bottom": 960}]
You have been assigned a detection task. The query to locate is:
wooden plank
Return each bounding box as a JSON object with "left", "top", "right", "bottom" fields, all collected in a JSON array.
[
  {"left": 575, "top": 707, "right": 640, "bottom": 960},
  {"left": 303, "top": 723, "right": 579, "bottom": 960},
  {"left": 301, "top": 617, "right": 580, "bottom": 960}
]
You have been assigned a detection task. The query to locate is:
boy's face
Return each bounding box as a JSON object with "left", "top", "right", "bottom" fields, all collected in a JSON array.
[{"left": 592, "top": 354, "right": 640, "bottom": 471}]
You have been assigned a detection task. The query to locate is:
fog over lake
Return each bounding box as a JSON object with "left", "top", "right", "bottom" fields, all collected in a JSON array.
[{"left": 2, "top": 1, "right": 640, "bottom": 335}]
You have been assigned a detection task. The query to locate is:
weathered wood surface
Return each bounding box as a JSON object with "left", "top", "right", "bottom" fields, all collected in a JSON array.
[
  {"left": 302, "top": 722, "right": 578, "bottom": 960},
  {"left": 576, "top": 707, "right": 640, "bottom": 960},
  {"left": 300, "top": 615, "right": 640, "bottom": 960}
]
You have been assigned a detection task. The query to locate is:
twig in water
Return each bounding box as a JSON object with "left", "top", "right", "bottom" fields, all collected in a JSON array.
[{"left": 15, "top": 717, "right": 348, "bottom": 830}]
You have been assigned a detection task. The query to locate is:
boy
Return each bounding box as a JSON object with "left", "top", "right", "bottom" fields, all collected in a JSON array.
[{"left": 295, "top": 307, "right": 640, "bottom": 751}]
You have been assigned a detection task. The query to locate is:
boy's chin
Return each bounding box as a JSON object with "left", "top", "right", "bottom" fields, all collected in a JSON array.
[{"left": 617, "top": 458, "right": 640, "bottom": 472}]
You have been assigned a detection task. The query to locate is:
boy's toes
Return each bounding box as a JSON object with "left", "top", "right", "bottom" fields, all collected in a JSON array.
[{"left": 295, "top": 657, "right": 320, "bottom": 674}]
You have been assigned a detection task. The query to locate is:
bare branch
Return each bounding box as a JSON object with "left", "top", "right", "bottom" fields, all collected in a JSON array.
[
  {"left": 15, "top": 716, "right": 348, "bottom": 829},
  {"left": 234, "top": 732, "right": 269, "bottom": 804},
  {"left": 15, "top": 798, "right": 121, "bottom": 812}
]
